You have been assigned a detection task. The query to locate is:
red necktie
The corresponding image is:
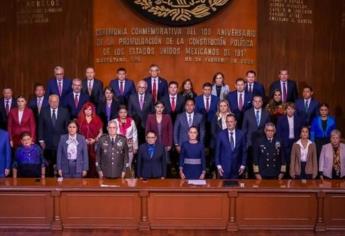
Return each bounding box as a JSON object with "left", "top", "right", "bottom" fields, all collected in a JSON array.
[
  {"left": 74, "top": 94, "right": 79, "bottom": 108},
  {"left": 152, "top": 79, "right": 157, "bottom": 102},
  {"left": 206, "top": 97, "right": 210, "bottom": 111},
  {"left": 88, "top": 80, "right": 92, "bottom": 96},
  {"left": 238, "top": 93, "right": 243, "bottom": 111},
  {"left": 171, "top": 96, "right": 176, "bottom": 112},
  {"left": 282, "top": 82, "right": 287, "bottom": 102}
]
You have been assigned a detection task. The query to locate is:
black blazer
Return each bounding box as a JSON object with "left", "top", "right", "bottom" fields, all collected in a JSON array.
[
  {"left": 269, "top": 80, "right": 298, "bottom": 102},
  {"left": 136, "top": 143, "right": 166, "bottom": 179},
  {"left": 0, "top": 98, "right": 17, "bottom": 130},
  {"left": 128, "top": 93, "right": 153, "bottom": 129},
  {"left": 242, "top": 108, "right": 270, "bottom": 147},
  {"left": 161, "top": 94, "right": 185, "bottom": 122},
  {"left": 97, "top": 99, "right": 120, "bottom": 132},
  {"left": 82, "top": 78, "right": 104, "bottom": 106},
  {"left": 38, "top": 107, "right": 70, "bottom": 150}
]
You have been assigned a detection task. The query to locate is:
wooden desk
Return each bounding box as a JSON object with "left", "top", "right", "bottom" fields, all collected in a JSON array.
[{"left": 0, "top": 179, "right": 344, "bottom": 231}]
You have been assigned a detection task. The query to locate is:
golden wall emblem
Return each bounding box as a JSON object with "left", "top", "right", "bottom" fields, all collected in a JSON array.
[{"left": 126, "top": 0, "right": 232, "bottom": 26}]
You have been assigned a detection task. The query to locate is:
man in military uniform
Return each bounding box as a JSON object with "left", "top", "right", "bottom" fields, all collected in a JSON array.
[
  {"left": 96, "top": 120, "right": 129, "bottom": 178},
  {"left": 253, "top": 122, "right": 286, "bottom": 180}
]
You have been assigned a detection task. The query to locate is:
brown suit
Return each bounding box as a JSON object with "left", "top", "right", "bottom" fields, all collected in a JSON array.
[
  {"left": 290, "top": 142, "right": 318, "bottom": 179},
  {"left": 96, "top": 134, "right": 129, "bottom": 178}
]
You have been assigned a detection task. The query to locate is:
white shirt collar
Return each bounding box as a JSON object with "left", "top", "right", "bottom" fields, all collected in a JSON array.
[{"left": 296, "top": 139, "right": 312, "bottom": 147}]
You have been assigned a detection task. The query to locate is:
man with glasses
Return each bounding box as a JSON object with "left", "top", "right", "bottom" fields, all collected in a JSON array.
[
  {"left": 96, "top": 120, "right": 129, "bottom": 179},
  {"left": 47, "top": 66, "right": 72, "bottom": 99},
  {"left": 253, "top": 122, "right": 286, "bottom": 180}
]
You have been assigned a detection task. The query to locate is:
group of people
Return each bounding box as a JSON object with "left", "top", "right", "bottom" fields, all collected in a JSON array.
[{"left": 0, "top": 64, "right": 344, "bottom": 181}]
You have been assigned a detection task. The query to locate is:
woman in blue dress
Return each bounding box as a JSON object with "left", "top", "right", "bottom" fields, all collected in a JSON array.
[
  {"left": 179, "top": 126, "right": 206, "bottom": 179},
  {"left": 12, "top": 132, "right": 46, "bottom": 178}
]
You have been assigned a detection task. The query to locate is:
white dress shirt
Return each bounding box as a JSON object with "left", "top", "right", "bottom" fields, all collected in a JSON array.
[
  {"left": 296, "top": 139, "right": 312, "bottom": 162},
  {"left": 18, "top": 110, "right": 24, "bottom": 124},
  {"left": 287, "top": 115, "right": 295, "bottom": 139}
]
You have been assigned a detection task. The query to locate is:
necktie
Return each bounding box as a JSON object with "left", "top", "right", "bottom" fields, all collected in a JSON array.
[
  {"left": 188, "top": 114, "right": 192, "bottom": 127},
  {"left": 205, "top": 96, "right": 210, "bottom": 112},
  {"left": 106, "top": 104, "right": 111, "bottom": 122},
  {"left": 171, "top": 96, "right": 176, "bottom": 112},
  {"left": 139, "top": 95, "right": 144, "bottom": 110},
  {"left": 229, "top": 131, "right": 234, "bottom": 151},
  {"left": 74, "top": 94, "right": 79, "bottom": 108},
  {"left": 37, "top": 97, "right": 42, "bottom": 113},
  {"left": 58, "top": 81, "right": 62, "bottom": 96},
  {"left": 250, "top": 84, "right": 253, "bottom": 93},
  {"left": 282, "top": 82, "right": 287, "bottom": 102},
  {"left": 152, "top": 79, "right": 157, "bottom": 102},
  {"left": 111, "top": 138, "right": 115, "bottom": 145},
  {"left": 304, "top": 100, "right": 309, "bottom": 112},
  {"left": 255, "top": 110, "right": 260, "bottom": 126},
  {"left": 120, "top": 81, "right": 125, "bottom": 95},
  {"left": 88, "top": 80, "right": 92, "bottom": 96},
  {"left": 52, "top": 109, "right": 57, "bottom": 126},
  {"left": 238, "top": 93, "right": 244, "bottom": 111},
  {"left": 5, "top": 100, "right": 10, "bottom": 115}
]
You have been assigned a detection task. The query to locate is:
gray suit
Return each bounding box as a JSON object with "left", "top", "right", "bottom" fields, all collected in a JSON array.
[
  {"left": 57, "top": 134, "right": 89, "bottom": 178},
  {"left": 96, "top": 134, "right": 129, "bottom": 178},
  {"left": 242, "top": 108, "right": 270, "bottom": 148}
]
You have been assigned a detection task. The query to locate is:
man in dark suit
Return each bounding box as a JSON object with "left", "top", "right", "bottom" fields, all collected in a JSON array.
[
  {"left": 38, "top": 94, "right": 70, "bottom": 176},
  {"left": 242, "top": 95, "right": 270, "bottom": 178},
  {"left": 174, "top": 99, "right": 205, "bottom": 152},
  {"left": 295, "top": 86, "right": 320, "bottom": 126},
  {"left": 215, "top": 114, "right": 247, "bottom": 179},
  {"left": 82, "top": 67, "right": 104, "bottom": 107},
  {"left": 277, "top": 102, "right": 303, "bottom": 177},
  {"left": 128, "top": 80, "right": 153, "bottom": 144},
  {"left": 46, "top": 66, "right": 72, "bottom": 99},
  {"left": 28, "top": 83, "right": 49, "bottom": 120},
  {"left": 269, "top": 69, "right": 298, "bottom": 103},
  {"left": 161, "top": 81, "right": 185, "bottom": 123},
  {"left": 109, "top": 67, "right": 135, "bottom": 105},
  {"left": 144, "top": 64, "right": 168, "bottom": 103},
  {"left": 245, "top": 70, "right": 265, "bottom": 98},
  {"left": 0, "top": 88, "right": 16, "bottom": 130},
  {"left": 63, "top": 78, "right": 90, "bottom": 119},
  {"left": 227, "top": 78, "right": 252, "bottom": 127},
  {"left": 137, "top": 131, "right": 166, "bottom": 179}
]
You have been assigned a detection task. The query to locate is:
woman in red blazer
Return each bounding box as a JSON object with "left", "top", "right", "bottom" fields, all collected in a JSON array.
[
  {"left": 145, "top": 101, "right": 173, "bottom": 152},
  {"left": 8, "top": 96, "right": 36, "bottom": 148}
]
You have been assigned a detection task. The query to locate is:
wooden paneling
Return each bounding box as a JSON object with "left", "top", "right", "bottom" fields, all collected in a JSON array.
[
  {"left": 60, "top": 192, "right": 140, "bottom": 229},
  {"left": 324, "top": 194, "right": 345, "bottom": 230},
  {"left": 148, "top": 193, "right": 229, "bottom": 229},
  {"left": 257, "top": 0, "right": 345, "bottom": 131},
  {"left": 0, "top": 192, "right": 53, "bottom": 229}
]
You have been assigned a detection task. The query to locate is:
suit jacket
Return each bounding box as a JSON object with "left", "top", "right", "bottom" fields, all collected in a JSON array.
[
  {"left": 276, "top": 115, "right": 303, "bottom": 147},
  {"left": 137, "top": 143, "right": 166, "bottom": 179},
  {"left": 0, "top": 98, "right": 17, "bottom": 130},
  {"left": 319, "top": 143, "right": 345, "bottom": 179},
  {"left": 295, "top": 98, "right": 319, "bottom": 126},
  {"left": 227, "top": 91, "right": 252, "bottom": 126},
  {"left": 62, "top": 92, "right": 89, "bottom": 118},
  {"left": 211, "top": 84, "right": 230, "bottom": 100},
  {"left": 242, "top": 108, "right": 270, "bottom": 147},
  {"left": 245, "top": 81, "right": 265, "bottom": 98},
  {"left": 97, "top": 99, "right": 120, "bottom": 132},
  {"left": 56, "top": 134, "right": 89, "bottom": 176},
  {"left": 269, "top": 80, "right": 298, "bottom": 102},
  {"left": 128, "top": 93, "right": 153, "bottom": 129},
  {"left": 47, "top": 77, "right": 72, "bottom": 98},
  {"left": 195, "top": 95, "right": 219, "bottom": 122},
  {"left": 161, "top": 94, "right": 185, "bottom": 122},
  {"left": 173, "top": 112, "right": 205, "bottom": 146},
  {"left": 7, "top": 107, "right": 36, "bottom": 147},
  {"left": 28, "top": 96, "right": 49, "bottom": 118},
  {"left": 0, "top": 129, "right": 11, "bottom": 177},
  {"left": 145, "top": 114, "right": 173, "bottom": 147},
  {"left": 82, "top": 78, "right": 104, "bottom": 106},
  {"left": 109, "top": 79, "right": 135, "bottom": 104},
  {"left": 215, "top": 129, "right": 247, "bottom": 179},
  {"left": 290, "top": 141, "right": 318, "bottom": 178},
  {"left": 38, "top": 107, "right": 70, "bottom": 150},
  {"left": 144, "top": 76, "right": 168, "bottom": 101}
]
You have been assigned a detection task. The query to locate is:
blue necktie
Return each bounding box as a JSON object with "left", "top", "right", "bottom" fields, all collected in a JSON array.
[
  {"left": 256, "top": 110, "right": 260, "bottom": 126},
  {"left": 229, "top": 131, "right": 234, "bottom": 151}
]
